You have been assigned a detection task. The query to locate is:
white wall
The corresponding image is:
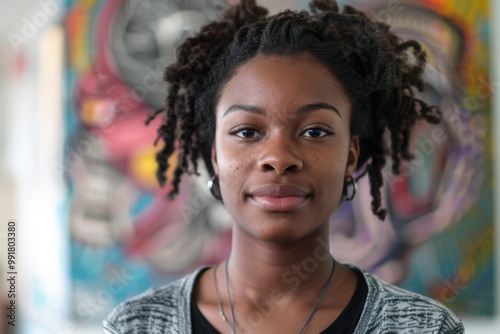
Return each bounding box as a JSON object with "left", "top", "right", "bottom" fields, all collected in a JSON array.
[{"left": 0, "top": 2, "right": 69, "bottom": 333}]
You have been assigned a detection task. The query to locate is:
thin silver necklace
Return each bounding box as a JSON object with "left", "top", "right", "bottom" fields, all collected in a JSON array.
[
  {"left": 213, "top": 262, "right": 236, "bottom": 334},
  {"left": 213, "top": 257, "right": 336, "bottom": 334}
]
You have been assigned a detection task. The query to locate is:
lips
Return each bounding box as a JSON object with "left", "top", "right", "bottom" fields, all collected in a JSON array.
[{"left": 248, "top": 185, "right": 311, "bottom": 212}]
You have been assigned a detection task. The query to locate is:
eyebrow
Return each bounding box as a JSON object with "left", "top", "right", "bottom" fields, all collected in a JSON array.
[{"left": 222, "top": 102, "right": 342, "bottom": 118}]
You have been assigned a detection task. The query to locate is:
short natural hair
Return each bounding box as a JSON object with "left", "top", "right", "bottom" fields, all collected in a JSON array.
[{"left": 146, "top": 0, "right": 441, "bottom": 220}]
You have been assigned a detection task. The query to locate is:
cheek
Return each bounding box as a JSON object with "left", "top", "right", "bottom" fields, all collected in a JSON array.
[
  {"left": 215, "top": 144, "right": 252, "bottom": 195},
  {"left": 314, "top": 154, "right": 345, "bottom": 201}
]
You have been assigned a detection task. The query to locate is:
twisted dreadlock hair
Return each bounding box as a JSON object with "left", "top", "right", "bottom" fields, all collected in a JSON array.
[{"left": 146, "top": 0, "right": 441, "bottom": 220}]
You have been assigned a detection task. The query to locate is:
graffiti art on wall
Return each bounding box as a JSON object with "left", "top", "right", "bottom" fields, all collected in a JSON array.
[
  {"left": 64, "top": 0, "right": 493, "bottom": 322},
  {"left": 330, "top": 0, "right": 493, "bottom": 315}
]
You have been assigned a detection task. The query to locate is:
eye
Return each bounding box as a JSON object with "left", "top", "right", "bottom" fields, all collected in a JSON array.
[
  {"left": 231, "top": 127, "right": 261, "bottom": 139},
  {"left": 302, "top": 127, "right": 331, "bottom": 138}
]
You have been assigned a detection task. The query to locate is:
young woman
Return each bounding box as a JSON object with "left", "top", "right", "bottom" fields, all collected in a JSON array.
[{"left": 104, "top": 0, "right": 464, "bottom": 333}]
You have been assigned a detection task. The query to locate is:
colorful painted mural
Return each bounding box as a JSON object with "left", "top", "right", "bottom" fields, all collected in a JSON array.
[
  {"left": 331, "top": 0, "right": 494, "bottom": 316},
  {"left": 63, "top": 0, "right": 493, "bottom": 324}
]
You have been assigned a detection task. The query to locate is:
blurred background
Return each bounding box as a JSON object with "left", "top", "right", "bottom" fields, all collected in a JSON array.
[{"left": 0, "top": 0, "right": 498, "bottom": 333}]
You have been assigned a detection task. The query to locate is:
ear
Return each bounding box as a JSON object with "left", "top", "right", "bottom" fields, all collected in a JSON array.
[
  {"left": 211, "top": 143, "right": 219, "bottom": 175},
  {"left": 345, "top": 135, "right": 360, "bottom": 177}
]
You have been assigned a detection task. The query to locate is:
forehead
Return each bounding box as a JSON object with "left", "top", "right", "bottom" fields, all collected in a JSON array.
[{"left": 217, "top": 52, "right": 351, "bottom": 116}]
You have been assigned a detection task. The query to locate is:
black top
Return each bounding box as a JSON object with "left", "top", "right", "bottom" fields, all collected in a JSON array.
[{"left": 191, "top": 270, "right": 368, "bottom": 333}]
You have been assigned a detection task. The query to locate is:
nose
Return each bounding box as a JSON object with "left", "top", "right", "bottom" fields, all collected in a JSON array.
[{"left": 257, "top": 135, "right": 303, "bottom": 174}]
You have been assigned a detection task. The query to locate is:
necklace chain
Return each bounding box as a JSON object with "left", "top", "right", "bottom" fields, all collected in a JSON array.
[
  {"left": 213, "top": 257, "right": 336, "bottom": 334},
  {"left": 213, "top": 263, "right": 235, "bottom": 334}
]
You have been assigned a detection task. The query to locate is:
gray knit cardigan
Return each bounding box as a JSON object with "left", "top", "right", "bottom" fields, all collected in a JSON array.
[{"left": 103, "top": 264, "right": 465, "bottom": 333}]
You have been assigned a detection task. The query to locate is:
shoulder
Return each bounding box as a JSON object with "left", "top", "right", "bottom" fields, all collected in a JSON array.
[
  {"left": 102, "top": 282, "right": 181, "bottom": 334},
  {"left": 103, "top": 267, "right": 208, "bottom": 334},
  {"left": 347, "top": 264, "right": 465, "bottom": 334}
]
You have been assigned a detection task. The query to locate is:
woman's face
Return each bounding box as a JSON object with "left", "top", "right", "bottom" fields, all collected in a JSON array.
[{"left": 212, "top": 53, "right": 359, "bottom": 242}]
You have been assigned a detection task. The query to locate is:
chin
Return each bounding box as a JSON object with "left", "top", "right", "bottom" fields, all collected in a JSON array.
[{"left": 237, "top": 214, "right": 324, "bottom": 244}]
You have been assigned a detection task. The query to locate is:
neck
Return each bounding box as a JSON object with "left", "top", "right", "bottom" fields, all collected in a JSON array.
[{"left": 226, "top": 224, "right": 334, "bottom": 304}]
